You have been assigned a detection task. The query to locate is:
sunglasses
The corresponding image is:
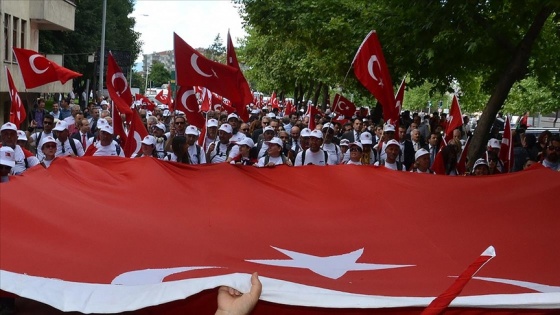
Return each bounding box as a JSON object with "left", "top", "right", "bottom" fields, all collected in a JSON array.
[{"left": 44, "top": 144, "right": 57, "bottom": 149}]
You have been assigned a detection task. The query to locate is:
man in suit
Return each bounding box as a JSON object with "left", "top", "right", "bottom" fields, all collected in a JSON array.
[
  {"left": 341, "top": 118, "right": 363, "bottom": 143},
  {"left": 71, "top": 118, "right": 94, "bottom": 151},
  {"left": 398, "top": 125, "right": 415, "bottom": 170}
]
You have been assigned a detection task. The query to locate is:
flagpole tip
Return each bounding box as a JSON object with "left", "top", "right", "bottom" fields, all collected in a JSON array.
[{"left": 482, "top": 246, "right": 496, "bottom": 257}]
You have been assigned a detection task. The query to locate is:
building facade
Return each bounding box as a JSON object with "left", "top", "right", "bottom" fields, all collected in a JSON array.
[{"left": 142, "top": 50, "right": 175, "bottom": 74}]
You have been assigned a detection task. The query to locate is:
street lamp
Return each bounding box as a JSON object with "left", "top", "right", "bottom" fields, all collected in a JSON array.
[{"left": 98, "top": 0, "right": 107, "bottom": 100}]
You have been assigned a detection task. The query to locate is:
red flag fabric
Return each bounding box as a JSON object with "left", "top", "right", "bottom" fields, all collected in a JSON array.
[
  {"left": 307, "top": 105, "right": 319, "bottom": 130},
  {"left": 167, "top": 84, "right": 174, "bottom": 112},
  {"left": 431, "top": 141, "right": 447, "bottom": 175},
  {"left": 499, "top": 116, "right": 513, "bottom": 173},
  {"left": 5, "top": 67, "right": 26, "bottom": 128},
  {"left": 444, "top": 95, "right": 463, "bottom": 142},
  {"left": 393, "top": 77, "right": 406, "bottom": 139},
  {"left": 12, "top": 48, "right": 82, "bottom": 89},
  {"left": 111, "top": 102, "right": 127, "bottom": 149},
  {"left": 106, "top": 52, "right": 133, "bottom": 115},
  {"left": 284, "top": 100, "right": 295, "bottom": 116},
  {"left": 174, "top": 33, "right": 244, "bottom": 105},
  {"left": 124, "top": 111, "right": 149, "bottom": 158},
  {"left": 175, "top": 86, "right": 205, "bottom": 129},
  {"left": 226, "top": 31, "right": 251, "bottom": 122},
  {"left": 135, "top": 94, "right": 155, "bottom": 111},
  {"left": 332, "top": 93, "right": 357, "bottom": 117},
  {"left": 270, "top": 91, "right": 279, "bottom": 109},
  {"left": 352, "top": 31, "right": 396, "bottom": 121},
  {"left": 154, "top": 89, "right": 168, "bottom": 105},
  {"left": 1, "top": 160, "right": 559, "bottom": 314},
  {"left": 457, "top": 136, "right": 471, "bottom": 175}
]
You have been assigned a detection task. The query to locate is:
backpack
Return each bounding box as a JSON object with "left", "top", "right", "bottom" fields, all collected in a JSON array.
[
  {"left": 301, "top": 149, "right": 329, "bottom": 165},
  {"left": 264, "top": 154, "right": 287, "bottom": 165}
]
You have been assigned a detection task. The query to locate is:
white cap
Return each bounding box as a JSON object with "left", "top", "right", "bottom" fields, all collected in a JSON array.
[
  {"left": 236, "top": 137, "right": 255, "bottom": 148},
  {"left": 100, "top": 100, "right": 109, "bottom": 106},
  {"left": 39, "top": 136, "right": 56, "bottom": 149},
  {"left": 359, "top": 132, "right": 373, "bottom": 144},
  {"left": 385, "top": 139, "right": 400, "bottom": 149},
  {"left": 219, "top": 123, "right": 233, "bottom": 134},
  {"left": 339, "top": 139, "right": 350, "bottom": 147},
  {"left": 53, "top": 120, "right": 68, "bottom": 131},
  {"left": 141, "top": 135, "right": 155, "bottom": 146},
  {"left": 227, "top": 113, "right": 239, "bottom": 121},
  {"left": 349, "top": 142, "right": 363, "bottom": 151},
  {"left": 322, "top": 122, "right": 334, "bottom": 130},
  {"left": 383, "top": 124, "right": 396, "bottom": 132},
  {"left": 300, "top": 128, "right": 312, "bottom": 137},
  {"left": 263, "top": 126, "right": 275, "bottom": 133},
  {"left": 0, "top": 147, "right": 16, "bottom": 168},
  {"left": 207, "top": 118, "right": 219, "bottom": 128},
  {"left": 99, "top": 124, "right": 114, "bottom": 135},
  {"left": 250, "top": 109, "right": 260, "bottom": 115},
  {"left": 265, "top": 137, "right": 283, "bottom": 147},
  {"left": 266, "top": 112, "right": 276, "bottom": 118},
  {"left": 488, "top": 138, "right": 500, "bottom": 149},
  {"left": 163, "top": 109, "right": 171, "bottom": 117},
  {"left": 17, "top": 130, "right": 27, "bottom": 141},
  {"left": 97, "top": 118, "right": 109, "bottom": 129},
  {"left": 155, "top": 123, "right": 166, "bottom": 131},
  {"left": 473, "top": 158, "right": 489, "bottom": 169},
  {"left": 0, "top": 122, "right": 17, "bottom": 132},
  {"left": 310, "top": 129, "right": 323, "bottom": 139},
  {"left": 186, "top": 125, "right": 199, "bottom": 136},
  {"left": 415, "top": 148, "right": 430, "bottom": 160}
]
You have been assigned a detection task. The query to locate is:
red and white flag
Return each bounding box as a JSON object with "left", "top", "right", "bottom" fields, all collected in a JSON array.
[
  {"left": 457, "top": 136, "right": 471, "bottom": 175},
  {"left": 111, "top": 102, "right": 128, "bottom": 149},
  {"left": 176, "top": 86, "right": 205, "bottom": 129},
  {"left": 226, "top": 30, "right": 253, "bottom": 121},
  {"left": 12, "top": 48, "right": 82, "bottom": 89},
  {"left": 5, "top": 67, "right": 26, "bottom": 128},
  {"left": 174, "top": 33, "right": 244, "bottom": 105},
  {"left": 444, "top": 95, "right": 463, "bottom": 142},
  {"left": 332, "top": 94, "right": 357, "bottom": 118},
  {"left": 307, "top": 104, "right": 319, "bottom": 130},
  {"left": 155, "top": 89, "right": 169, "bottom": 105},
  {"left": 284, "top": 99, "right": 295, "bottom": 116},
  {"left": 499, "top": 116, "right": 513, "bottom": 173},
  {"left": 431, "top": 140, "right": 447, "bottom": 175},
  {"left": 135, "top": 94, "right": 155, "bottom": 111},
  {"left": 106, "top": 52, "right": 133, "bottom": 116},
  {"left": 352, "top": 31, "right": 396, "bottom": 122},
  {"left": 124, "top": 111, "right": 149, "bottom": 158},
  {"left": 270, "top": 91, "right": 279, "bottom": 109}
]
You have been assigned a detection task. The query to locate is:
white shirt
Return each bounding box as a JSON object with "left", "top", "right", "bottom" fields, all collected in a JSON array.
[
  {"left": 322, "top": 142, "right": 342, "bottom": 164},
  {"left": 294, "top": 149, "right": 336, "bottom": 166},
  {"left": 256, "top": 155, "right": 286, "bottom": 167},
  {"left": 92, "top": 141, "right": 125, "bottom": 157},
  {"left": 187, "top": 145, "right": 206, "bottom": 164},
  {"left": 230, "top": 132, "right": 246, "bottom": 143},
  {"left": 31, "top": 130, "right": 54, "bottom": 160},
  {"left": 208, "top": 141, "right": 239, "bottom": 163},
  {"left": 257, "top": 141, "right": 269, "bottom": 158},
  {"left": 55, "top": 138, "right": 85, "bottom": 157},
  {"left": 10, "top": 145, "right": 40, "bottom": 175},
  {"left": 345, "top": 160, "right": 362, "bottom": 165},
  {"left": 374, "top": 160, "right": 407, "bottom": 171},
  {"left": 42, "top": 158, "right": 55, "bottom": 168}
]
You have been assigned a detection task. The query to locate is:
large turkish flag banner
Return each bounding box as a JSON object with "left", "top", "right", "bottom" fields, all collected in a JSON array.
[{"left": 1, "top": 160, "right": 559, "bottom": 314}]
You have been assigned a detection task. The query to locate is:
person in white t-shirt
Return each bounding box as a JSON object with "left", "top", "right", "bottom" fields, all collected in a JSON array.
[
  {"left": 132, "top": 135, "right": 158, "bottom": 158},
  {"left": 207, "top": 124, "right": 238, "bottom": 163},
  {"left": 185, "top": 125, "right": 206, "bottom": 164},
  {"left": 374, "top": 139, "right": 406, "bottom": 171},
  {"left": 339, "top": 139, "right": 350, "bottom": 163},
  {"left": 321, "top": 123, "right": 342, "bottom": 164},
  {"left": 38, "top": 136, "right": 57, "bottom": 168},
  {"left": 410, "top": 148, "right": 435, "bottom": 174},
  {"left": 227, "top": 113, "right": 247, "bottom": 142},
  {"left": 0, "top": 122, "right": 40, "bottom": 174},
  {"left": 294, "top": 130, "right": 336, "bottom": 166},
  {"left": 255, "top": 137, "right": 292, "bottom": 167},
  {"left": 345, "top": 142, "right": 363, "bottom": 165},
  {"left": 90, "top": 124, "right": 125, "bottom": 157},
  {"left": 52, "top": 120, "right": 84, "bottom": 157}
]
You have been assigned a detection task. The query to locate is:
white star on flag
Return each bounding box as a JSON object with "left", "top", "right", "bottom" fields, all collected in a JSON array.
[{"left": 246, "top": 246, "right": 414, "bottom": 279}]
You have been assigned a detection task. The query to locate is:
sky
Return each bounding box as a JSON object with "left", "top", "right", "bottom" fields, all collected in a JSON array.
[{"left": 132, "top": 0, "right": 247, "bottom": 64}]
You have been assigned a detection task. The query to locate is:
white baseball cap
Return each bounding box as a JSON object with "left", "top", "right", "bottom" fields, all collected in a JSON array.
[
  {"left": 53, "top": 120, "right": 68, "bottom": 132},
  {"left": 322, "top": 122, "right": 334, "bottom": 130},
  {"left": 0, "top": 147, "right": 16, "bottom": 168},
  {"left": 17, "top": 130, "right": 27, "bottom": 141},
  {"left": 263, "top": 126, "right": 275, "bottom": 133},
  {"left": 219, "top": 123, "right": 233, "bottom": 134},
  {"left": 385, "top": 139, "right": 400, "bottom": 149},
  {"left": 415, "top": 148, "right": 430, "bottom": 160},
  {"left": 266, "top": 113, "right": 276, "bottom": 118},
  {"left": 141, "top": 135, "right": 155, "bottom": 146},
  {"left": 0, "top": 122, "right": 17, "bottom": 132},
  {"left": 383, "top": 124, "right": 396, "bottom": 132},
  {"left": 236, "top": 137, "right": 255, "bottom": 148},
  {"left": 99, "top": 124, "right": 114, "bottom": 135},
  {"left": 39, "top": 136, "right": 57, "bottom": 149},
  {"left": 155, "top": 123, "right": 166, "bottom": 131},
  {"left": 339, "top": 139, "right": 350, "bottom": 147},
  {"left": 97, "top": 118, "right": 109, "bottom": 129},
  {"left": 186, "top": 125, "right": 199, "bottom": 136},
  {"left": 310, "top": 129, "right": 323, "bottom": 139},
  {"left": 207, "top": 118, "right": 219, "bottom": 128},
  {"left": 265, "top": 137, "right": 283, "bottom": 147},
  {"left": 100, "top": 100, "right": 109, "bottom": 106},
  {"left": 349, "top": 142, "right": 363, "bottom": 151},
  {"left": 488, "top": 138, "right": 500, "bottom": 149},
  {"left": 473, "top": 158, "right": 489, "bottom": 170},
  {"left": 227, "top": 113, "right": 239, "bottom": 121},
  {"left": 359, "top": 132, "right": 373, "bottom": 145},
  {"left": 300, "top": 128, "right": 312, "bottom": 138}
]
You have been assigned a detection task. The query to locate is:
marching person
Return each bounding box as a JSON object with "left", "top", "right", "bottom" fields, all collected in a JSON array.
[
  {"left": 255, "top": 137, "right": 292, "bottom": 167},
  {"left": 38, "top": 136, "right": 58, "bottom": 168},
  {"left": 374, "top": 139, "right": 406, "bottom": 171},
  {"left": 294, "top": 130, "right": 336, "bottom": 166},
  {"left": 410, "top": 148, "right": 434, "bottom": 174},
  {"left": 0, "top": 122, "right": 40, "bottom": 174},
  {"left": 344, "top": 142, "right": 363, "bottom": 165}
]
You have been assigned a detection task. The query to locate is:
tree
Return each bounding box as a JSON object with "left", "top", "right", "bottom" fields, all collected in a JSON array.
[
  {"left": 130, "top": 70, "right": 145, "bottom": 94},
  {"left": 148, "top": 61, "right": 171, "bottom": 88},
  {"left": 206, "top": 34, "right": 226, "bottom": 63}
]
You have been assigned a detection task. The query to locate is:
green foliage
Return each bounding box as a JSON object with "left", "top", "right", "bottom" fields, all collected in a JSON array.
[
  {"left": 503, "top": 76, "right": 558, "bottom": 115},
  {"left": 130, "top": 71, "right": 145, "bottom": 93},
  {"left": 148, "top": 61, "right": 171, "bottom": 88},
  {"left": 206, "top": 34, "right": 226, "bottom": 63}
]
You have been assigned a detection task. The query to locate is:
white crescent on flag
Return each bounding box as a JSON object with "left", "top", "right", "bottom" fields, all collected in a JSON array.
[
  {"left": 181, "top": 89, "right": 197, "bottom": 112},
  {"left": 111, "top": 72, "right": 129, "bottom": 96},
  {"left": 191, "top": 54, "right": 212, "bottom": 78},
  {"left": 367, "top": 55, "right": 383, "bottom": 87},
  {"left": 29, "top": 54, "right": 49, "bottom": 74}
]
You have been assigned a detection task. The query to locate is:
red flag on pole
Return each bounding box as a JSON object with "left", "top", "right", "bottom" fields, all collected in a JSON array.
[
  {"left": 499, "top": 116, "right": 513, "bottom": 173},
  {"left": 155, "top": 90, "right": 169, "bottom": 105},
  {"left": 174, "top": 33, "right": 244, "bottom": 105},
  {"left": 457, "top": 136, "right": 471, "bottom": 175},
  {"left": 111, "top": 102, "right": 127, "bottom": 149},
  {"left": 284, "top": 100, "right": 295, "bottom": 116},
  {"left": 5, "top": 67, "right": 26, "bottom": 128},
  {"left": 226, "top": 30, "right": 251, "bottom": 122},
  {"left": 167, "top": 84, "right": 174, "bottom": 112},
  {"left": 106, "top": 52, "right": 133, "bottom": 116},
  {"left": 135, "top": 94, "right": 155, "bottom": 111},
  {"left": 270, "top": 91, "right": 279, "bottom": 109},
  {"left": 394, "top": 77, "right": 406, "bottom": 121},
  {"left": 175, "top": 86, "right": 205, "bottom": 129},
  {"left": 444, "top": 95, "right": 463, "bottom": 142},
  {"left": 431, "top": 140, "right": 447, "bottom": 175},
  {"left": 332, "top": 94, "right": 357, "bottom": 117},
  {"left": 352, "top": 31, "right": 396, "bottom": 122},
  {"left": 124, "top": 112, "right": 149, "bottom": 158},
  {"left": 12, "top": 48, "right": 82, "bottom": 89},
  {"left": 307, "top": 105, "right": 319, "bottom": 130}
]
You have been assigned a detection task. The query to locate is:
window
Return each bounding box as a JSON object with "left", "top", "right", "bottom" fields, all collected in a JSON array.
[
  {"left": 20, "top": 20, "right": 26, "bottom": 49},
  {"left": 13, "top": 17, "right": 18, "bottom": 48},
  {"left": 3, "top": 14, "right": 9, "bottom": 61}
]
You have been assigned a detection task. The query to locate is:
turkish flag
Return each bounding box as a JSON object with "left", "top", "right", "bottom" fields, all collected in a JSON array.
[
  {"left": 155, "top": 89, "right": 169, "bottom": 105},
  {"left": 270, "top": 91, "right": 279, "bottom": 109},
  {"left": 307, "top": 105, "right": 319, "bottom": 130},
  {"left": 332, "top": 93, "right": 357, "bottom": 117},
  {"left": 499, "top": 116, "right": 513, "bottom": 173},
  {"left": 444, "top": 95, "right": 463, "bottom": 142},
  {"left": 5, "top": 67, "right": 26, "bottom": 128},
  {"left": 430, "top": 141, "right": 447, "bottom": 175},
  {"left": 174, "top": 33, "right": 244, "bottom": 105},
  {"left": 226, "top": 31, "right": 251, "bottom": 122},
  {"left": 135, "top": 94, "right": 155, "bottom": 111},
  {"left": 111, "top": 102, "right": 128, "bottom": 149},
  {"left": 1, "top": 159, "right": 559, "bottom": 314},
  {"left": 392, "top": 77, "right": 406, "bottom": 141},
  {"left": 106, "top": 52, "right": 133, "bottom": 116},
  {"left": 284, "top": 100, "right": 295, "bottom": 116},
  {"left": 352, "top": 31, "right": 396, "bottom": 122},
  {"left": 456, "top": 136, "right": 471, "bottom": 175},
  {"left": 12, "top": 48, "right": 82, "bottom": 89},
  {"left": 176, "top": 85, "right": 205, "bottom": 129},
  {"left": 124, "top": 111, "right": 149, "bottom": 158}
]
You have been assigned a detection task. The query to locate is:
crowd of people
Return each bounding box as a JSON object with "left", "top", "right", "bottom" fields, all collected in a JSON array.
[{"left": 1, "top": 97, "right": 559, "bottom": 181}]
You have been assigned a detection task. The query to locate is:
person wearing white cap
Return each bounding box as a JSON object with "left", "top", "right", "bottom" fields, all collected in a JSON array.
[
  {"left": 321, "top": 123, "right": 342, "bottom": 164},
  {"left": 52, "top": 120, "right": 84, "bottom": 157},
  {"left": 204, "top": 118, "right": 219, "bottom": 152},
  {"left": 87, "top": 124, "right": 125, "bottom": 157},
  {"left": 38, "top": 136, "right": 58, "bottom": 168},
  {"left": 339, "top": 138, "right": 351, "bottom": 163},
  {"left": 207, "top": 123, "right": 239, "bottom": 163},
  {"left": 471, "top": 158, "right": 490, "bottom": 176},
  {"left": 16, "top": 130, "right": 29, "bottom": 149},
  {"left": 254, "top": 126, "right": 276, "bottom": 159},
  {"left": 132, "top": 135, "right": 158, "bottom": 158},
  {"left": 358, "top": 132, "right": 376, "bottom": 165},
  {"left": 374, "top": 139, "right": 406, "bottom": 171},
  {"left": 344, "top": 142, "right": 363, "bottom": 165},
  {"left": 152, "top": 122, "right": 168, "bottom": 159},
  {"left": 0, "top": 122, "right": 40, "bottom": 174},
  {"left": 230, "top": 138, "right": 257, "bottom": 165},
  {"left": 487, "top": 138, "right": 504, "bottom": 172},
  {"left": 227, "top": 113, "right": 247, "bottom": 143},
  {"left": 294, "top": 130, "right": 336, "bottom": 166},
  {"left": 164, "top": 115, "right": 187, "bottom": 153},
  {"left": 255, "top": 137, "right": 292, "bottom": 167},
  {"left": 0, "top": 147, "right": 16, "bottom": 182},
  {"left": 30, "top": 114, "right": 55, "bottom": 157},
  {"left": 410, "top": 148, "right": 434, "bottom": 174},
  {"left": 374, "top": 123, "right": 396, "bottom": 162},
  {"left": 185, "top": 125, "right": 206, "bottom": 164}
]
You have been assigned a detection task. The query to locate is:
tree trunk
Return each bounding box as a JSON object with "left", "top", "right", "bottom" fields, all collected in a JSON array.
[
  {"left": 321, "top": 84, "right": 330, "bottom": 111},
  {"left": 311, "top": 82, "right": 323, "bottom": 107},
  {"left": 304, "top": 81, "right": 315, "bottom": 106},
  {"left": 467, "top": 5, "right": 554, "bottom": 170}
]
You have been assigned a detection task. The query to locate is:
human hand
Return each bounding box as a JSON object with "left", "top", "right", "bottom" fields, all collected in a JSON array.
[{"left": 215, "top": 272, "right": 262, "bottom": 315}]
